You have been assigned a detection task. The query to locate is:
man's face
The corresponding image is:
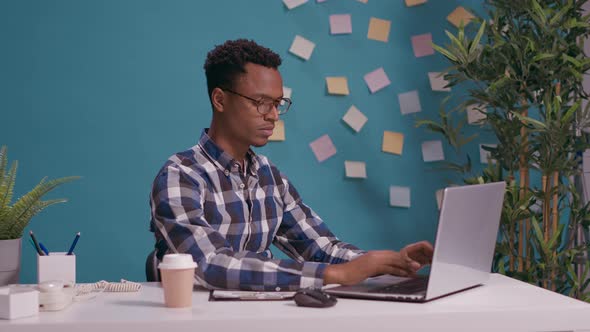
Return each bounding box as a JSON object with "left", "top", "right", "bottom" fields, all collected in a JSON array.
[{"left": 222, "top": 63, "right": 283, "bottom": 148}]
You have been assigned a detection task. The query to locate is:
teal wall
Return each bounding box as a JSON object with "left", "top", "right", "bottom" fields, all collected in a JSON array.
[{"left": 0, "top": 0, "right": 486, "bottom": 283}]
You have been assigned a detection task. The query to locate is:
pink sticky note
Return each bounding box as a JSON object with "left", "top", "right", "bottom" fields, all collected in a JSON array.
[
  {"left": 364, "top": 67, "right": 390, "bottom": 93},
  {"left": 310, "top": 135, "right": 337, "bottom": 162},
  {"left": 330, "top": 14, "right": 352, "bottom": 34},
  {"left": 411, "top": 33, "right": 434, "bottom": 57}
]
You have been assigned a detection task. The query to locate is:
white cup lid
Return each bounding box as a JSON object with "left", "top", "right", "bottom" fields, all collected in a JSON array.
[{"left": 158, "top": 254, "right": 197, "bottom": 270}]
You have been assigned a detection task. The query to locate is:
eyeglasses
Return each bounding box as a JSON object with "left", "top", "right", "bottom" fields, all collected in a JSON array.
[{"left": 221, "top": 88, "right": 292, "bottom": 115}]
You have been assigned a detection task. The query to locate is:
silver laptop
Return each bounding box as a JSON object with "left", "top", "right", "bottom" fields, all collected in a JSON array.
[{"left": 325, "top": 181, "right": 506, "bottom": 302}]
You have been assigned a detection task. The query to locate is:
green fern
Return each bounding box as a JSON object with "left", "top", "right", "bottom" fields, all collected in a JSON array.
[{"left": 0, "top": 146, "right": 80, "bottom": 240}]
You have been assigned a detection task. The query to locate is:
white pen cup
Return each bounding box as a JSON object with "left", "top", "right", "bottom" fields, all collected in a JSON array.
[
  {"left": 37, "top": 253, "right": 76, "bottom": 286},
  {"left": 158, "top": 254, "right": 197, "bottom": 308}
]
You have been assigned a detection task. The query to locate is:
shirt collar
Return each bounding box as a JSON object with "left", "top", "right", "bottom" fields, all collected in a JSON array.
[{"left": 198, "top": 129, "right": 259, "bottom": 176}]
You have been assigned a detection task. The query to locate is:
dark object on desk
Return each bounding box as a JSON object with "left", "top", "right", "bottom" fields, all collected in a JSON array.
[
  {"left": 294, "top": 288, "right": 337, "bottom": 308},
  {"left": 145, "top": 249, "right": 161, "bottom": 282}
]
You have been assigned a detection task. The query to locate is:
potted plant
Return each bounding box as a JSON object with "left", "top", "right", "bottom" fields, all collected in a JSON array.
[
  {"left": 417, "top": 0, "right": 590, "bottom": 300},
  {"left": 0, "top": 146, "right": 79, "bottom": 285}
]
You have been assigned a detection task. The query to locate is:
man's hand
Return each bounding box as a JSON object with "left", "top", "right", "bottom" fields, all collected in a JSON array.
[{"left": 323, "top": 241, "right": 434, "bottom": 286}]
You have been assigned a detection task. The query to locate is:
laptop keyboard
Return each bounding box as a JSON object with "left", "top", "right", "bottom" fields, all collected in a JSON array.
[{"left": 370, "top": 277, "right": 428, "bottom": 295}]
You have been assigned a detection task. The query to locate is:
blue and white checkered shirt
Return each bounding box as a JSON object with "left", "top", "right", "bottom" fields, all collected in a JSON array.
[{"left": 150, "top": 129, "right": 364, "bottom": 291}]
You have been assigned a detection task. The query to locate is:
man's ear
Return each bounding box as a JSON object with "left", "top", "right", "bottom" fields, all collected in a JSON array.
[{"left": 211, "top": 88, "right": 225, "bottom": 113}]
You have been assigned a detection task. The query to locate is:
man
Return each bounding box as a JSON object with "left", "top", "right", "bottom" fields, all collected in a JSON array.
[{"left": 150, "top": 39, "right": 433, "bottom": 291}]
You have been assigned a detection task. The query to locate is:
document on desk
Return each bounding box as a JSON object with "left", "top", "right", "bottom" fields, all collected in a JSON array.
[{"left": 208, "top": 290, "right": 296, "bottom": 301}]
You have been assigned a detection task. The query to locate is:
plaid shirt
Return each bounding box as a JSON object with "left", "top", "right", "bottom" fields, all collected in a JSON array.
[{"left": 150, "top": 129, "right": 364, "bottom": 291}]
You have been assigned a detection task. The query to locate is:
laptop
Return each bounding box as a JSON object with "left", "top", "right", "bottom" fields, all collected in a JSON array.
[{"left": 325, "top": 181, "right": 506, "bottom": 302}]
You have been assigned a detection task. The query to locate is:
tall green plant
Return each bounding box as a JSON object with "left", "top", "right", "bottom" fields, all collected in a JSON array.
[
  {"left": 0, "top": 146, "right": 79, "bottom": 240},
  {"left": 417, "top": 0, "right": 590, "bottom": 301}
]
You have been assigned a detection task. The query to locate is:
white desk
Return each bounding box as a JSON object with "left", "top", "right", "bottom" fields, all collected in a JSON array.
[{"left": 1, "top": 274, "right": 589, "bottom": 332}]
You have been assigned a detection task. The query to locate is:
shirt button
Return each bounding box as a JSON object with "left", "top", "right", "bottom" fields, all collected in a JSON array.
[{"left": 239, "top": 183, "right": 245, "bottom": 189}]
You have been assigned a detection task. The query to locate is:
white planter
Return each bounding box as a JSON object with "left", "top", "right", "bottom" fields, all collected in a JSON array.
[{"left": 0, "top": 238, "right": 22, "bottom": 286}]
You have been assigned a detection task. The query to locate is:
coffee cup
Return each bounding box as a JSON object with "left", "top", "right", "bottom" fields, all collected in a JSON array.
[{"left": 158, "top": 254, "right": 197, "bottom": 308}]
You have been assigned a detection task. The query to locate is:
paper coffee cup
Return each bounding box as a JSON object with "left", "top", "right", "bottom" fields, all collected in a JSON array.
[{"left": 158, "top": 254, "right": 197, "bottom": 308}]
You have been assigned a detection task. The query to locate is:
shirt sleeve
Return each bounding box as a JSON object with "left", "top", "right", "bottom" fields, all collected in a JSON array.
[
  {"left": 272, "top": 173, "right": 366, "bottom": 267},
  {"left": 150, "top": 163, "right": 331, "bottom": 291}
]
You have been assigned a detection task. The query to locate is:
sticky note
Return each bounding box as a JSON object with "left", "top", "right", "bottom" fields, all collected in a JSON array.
[
  {"left": 282, "top": 86, "right": 292, "bottom": 99},
  {"left": 428, "top": 72, "right": 451, "bottom": 92},
  {"left": 447, "top": 6, "right": 475, "bottom": 28},
  {"left": 398, "top": 90, "right": 421, "bottom": 115},
  {"left": 435, "top": 189, "right": 444, "bottom": 210},
  {"left": 345, "top": 161, "right": 367, "bottom": 178},
  {"left": 467, "top": 104, "right": 487, "bottom": 125},
  {"left": 330, "top": 14, "right": 352, "bottom": 35},
  {"left": 289, "top": 35, "right": 315, "bottom": 61},
  {"left": 342, "top": 105, "right": 368, "bottom": 132},
  {"left": 405, "top": 0, "right": 427, "bottom": 6},
  {"left": 382, "top": 131, "right": 404, "bottom": 155},
  {"left": 411, "top": 33, "right": 434, "bottom": 58},
  {"left": 269, "top": 120, "right": 286, "bottom": 141},
  {"left": 480, "top": 144, "right": 497, "bottom": 163},
  {"left": 283, "top": 0, "right": 308, "bottom": 10},
  {"left": 421, "top": 140, "right": 444, "bottom": 162},
  {"left": 326, "top": 77, "right": 350, "bottom": 95},
  {"left": 390, "top": 186, "right": 411, "bottom": 208},
  {"left": 310, "top": 135, "right": 337, "bottom": 162},
  {"left": 367, "top": 17, "right": 391, "bottom": 42},
  {"left": 364, "top": 67, "right": 390, "bottom": 93}
]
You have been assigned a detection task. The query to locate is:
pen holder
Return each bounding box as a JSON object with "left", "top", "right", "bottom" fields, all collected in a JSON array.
[{"left": 37, "top": 253, "right": 76, "bottom": 285}]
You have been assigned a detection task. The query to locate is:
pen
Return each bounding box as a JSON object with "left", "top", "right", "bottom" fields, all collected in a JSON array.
[
  {"left": 29, "top": 238, "right": 37, "bottom": 252},
  {"left": 29, "top": 231, "right": 44, "bottom": 256},
  {"left": 67, "top": 232, "right": 80, "bottom": 255},
  {"left": 39, "top": 242, "right": 50, "bottom": 255}
]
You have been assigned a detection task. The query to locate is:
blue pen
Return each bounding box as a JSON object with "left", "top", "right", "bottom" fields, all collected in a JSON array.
[
  {"left": 39, "top": 242, "right": 50, "bottom": 255},
  {"left": 67, "top": 232, "right": 80, "bottom": 255}
]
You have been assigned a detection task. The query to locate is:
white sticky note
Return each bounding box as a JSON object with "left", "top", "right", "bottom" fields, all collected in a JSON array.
[
  {"left": 330, "top": 14, "right": 352, "bottom": 35},
  {"left": 421, "top": 140, "right": 445, "bottom": 162},
  {"left": 289, "top": 35, "right": 316, "bottom": 61},
  {"left": 467, "top": 104, "right": 487, "bottom": 125},
  {"left": 398, "top": 90, "right": 421, "bottom": 115},
  {"left": 428, "top": 72, "right": 451, "bottom": 92},
  {"left": 390, "top": 186, "right": 411, "bottom": 208},
  {"left": 480, "top": 144, "right": 497, "bottom": 163},
  {"left": 364, "top": 67, "right": 391, "bottom": 94},
  {"left": 345, "top": 161, "right": 367, "bottom": 178},
  {"left": 342, "top": 105, "right": 368, "bottom": 132},
  {"left": 283, "top": 0, "right": 308, "bottom": 10},
  {"left": 310, "top": 134, "right": 337, "bottom": 162},
  {"left": 283, "top": 86, "right": 292, "bottom": 99},
  {"left": 435, "top": 189, "right": 444, "bottom": 210},
  {"left": 411, "top": 33, "right": 434, "bottom": 58}
]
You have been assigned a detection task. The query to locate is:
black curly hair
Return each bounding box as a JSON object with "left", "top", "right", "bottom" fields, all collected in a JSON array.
[{"left": 204, "top": 39, "right": 282, "bottom": 104}]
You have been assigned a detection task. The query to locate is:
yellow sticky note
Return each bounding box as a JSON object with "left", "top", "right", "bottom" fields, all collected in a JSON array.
[
  {"left": 326, "top": 77, "right": 350, "bottom": 95},
  {"left": 367, "top": 17, "right": 391, "bottom": 42},
  {"left": 405, "top": 0, "right": 427, "bottom": 6},
  {"left": 382, "top": 131, "right": 404, "bottom": 155},
  {"left": 447, "top": 6, "right": 475, "bottom": 28},
  {"left": 269, "top": 120, "right": 285, "bottom": 141}
]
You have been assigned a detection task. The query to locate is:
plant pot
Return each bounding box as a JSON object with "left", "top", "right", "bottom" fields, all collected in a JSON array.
[{"left": 0, "top": 238, "right": 22, "bottom": 286}]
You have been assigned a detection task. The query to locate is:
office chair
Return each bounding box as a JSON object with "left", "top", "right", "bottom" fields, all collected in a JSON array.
[{"left": 145, "top": 249, "right": 161, "bottom": 282}]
